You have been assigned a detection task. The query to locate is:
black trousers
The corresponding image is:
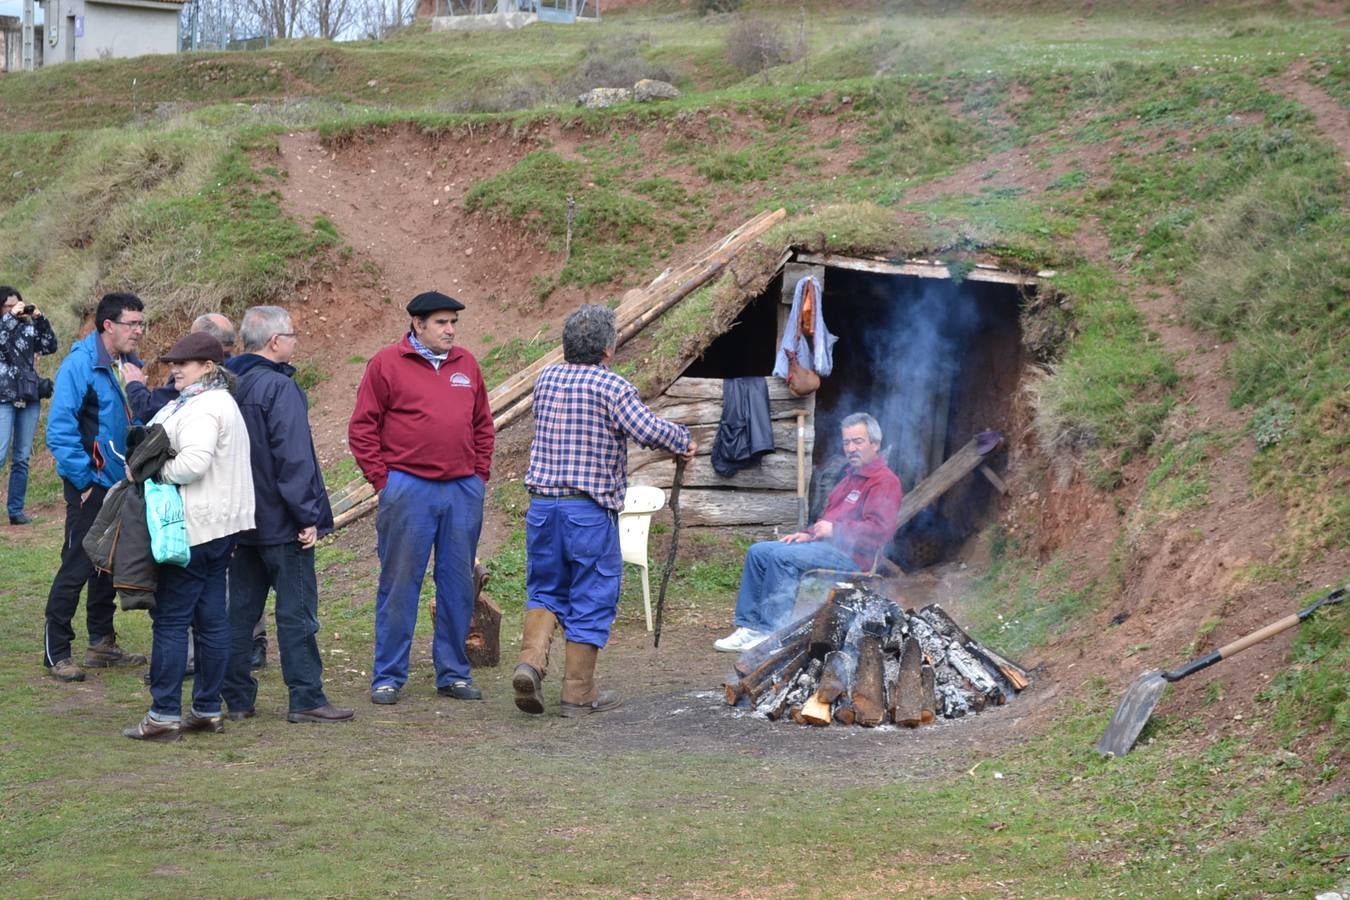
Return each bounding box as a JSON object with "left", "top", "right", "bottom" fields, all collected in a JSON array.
[{"left": 43, "top": 479, "right": 117, "bottom": 667}]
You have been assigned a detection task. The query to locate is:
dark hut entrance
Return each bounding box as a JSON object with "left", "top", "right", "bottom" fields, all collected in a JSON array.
[{"left": 677, "top": 253, "right": 1032, "bottom": 570}]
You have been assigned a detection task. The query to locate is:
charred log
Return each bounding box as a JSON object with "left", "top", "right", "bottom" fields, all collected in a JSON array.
[
  {"left": 946, "top": 642, "right": 1003, "bottom": 707},
  {"left": 815, "top": 647, "right": 858, "bottom": 704},
  {"left": 852, "top": 635, "right": 887, "bottom": 727},
  {"left": 890, "top": 636, "right": 925, "bottom": 728},
  {"left": 918, "top": 603, "right": 972, "bottom": 645},
  {"left": 734, "top": 611, "right": 816, "bottom": 677},
  {"left": 742, "top": 649, "right": 809, "bottom": 705},
  {"left": 809, "top": 590, "right": 866, "bottom": 658},
  {"left": 920, "top": 662, "right": 937, "bottom": 724}
]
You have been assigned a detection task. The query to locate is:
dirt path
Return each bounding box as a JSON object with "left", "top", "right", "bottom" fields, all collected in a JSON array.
[
  {"left": 1267, "top": 59, "right": 1350, "bottom": 164},
  {"left": 275, "top": 129, "right": 581, "bottom": 487}
]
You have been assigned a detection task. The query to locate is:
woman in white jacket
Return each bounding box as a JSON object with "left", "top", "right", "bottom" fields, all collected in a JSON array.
[{"left": 124, "top": 332, "right": 255, "bottom": 742}]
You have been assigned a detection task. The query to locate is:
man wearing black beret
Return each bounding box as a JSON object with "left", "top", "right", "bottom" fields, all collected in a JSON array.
[{"left": 348, "top": 291, "right": 495, "bottom": 705}]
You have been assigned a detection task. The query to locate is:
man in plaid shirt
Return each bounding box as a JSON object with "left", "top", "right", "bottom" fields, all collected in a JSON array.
[{"left": 514, "top": 304, "right": 695, "bottom": 717}]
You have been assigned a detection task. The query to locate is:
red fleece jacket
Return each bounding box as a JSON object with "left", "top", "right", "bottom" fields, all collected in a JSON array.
[
  {"left": 820, "top": 456, "right": 904, "bottom": 568},
  {"left": 348, "top": 336, "right": 495, "bottom": 491}
]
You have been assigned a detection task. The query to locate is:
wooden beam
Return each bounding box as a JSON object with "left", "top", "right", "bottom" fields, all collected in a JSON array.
[
  {"left": 795, "top": 252, "right": 1039, "bottom": 287},
  {"left": 894, "top": 433, "right": 1004, "bottom": 533}
]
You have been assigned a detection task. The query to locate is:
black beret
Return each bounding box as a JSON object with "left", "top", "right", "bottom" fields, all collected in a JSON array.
[{"left": 406, "top": 291, "right": 465, "bottom": 316}]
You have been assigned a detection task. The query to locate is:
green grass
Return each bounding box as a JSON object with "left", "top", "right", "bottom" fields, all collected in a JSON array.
[
  {"left": 0, "top": 125, "right": 336, "bottom": 341},
  {"left": 1, "top": 516, "right": 1344, "bottom": 895},
  {"left": 1134, "top": 431, "right": 1224, "bottom": 524},
  {"left": 1029, "top": 265, "right": 1178, "bottom": 458}
]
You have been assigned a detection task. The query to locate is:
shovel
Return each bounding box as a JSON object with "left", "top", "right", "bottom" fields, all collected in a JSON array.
[{"left": 1096, "top": 585, "right": 1344, "bottom": 757}]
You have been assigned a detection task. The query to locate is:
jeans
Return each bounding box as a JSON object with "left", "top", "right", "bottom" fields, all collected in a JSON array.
[
  {"left": 732, "top": 539, "right": 856, "bottom": 633},
  {"left": 222, "top": 541, "right": 327, "bottom": 714},
  {"left": 146, "top": 535, "right": 236, "bottom": 721},
  {"left": 43, "top": 480, "right": 117, "bottom": 667},
  {"left": 0, "top": 400, "right": 40, "bottom": 517},
  {"left": 372, "top": 471, "right": 484, "bottom": 691},
  {"left": 524, "top": 497, "right": 622, "bottom": 647}
]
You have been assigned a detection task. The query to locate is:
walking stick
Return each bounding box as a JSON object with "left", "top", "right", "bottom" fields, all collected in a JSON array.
[{"left": 653, "top": 456, "right": 686, "bottom": 648}]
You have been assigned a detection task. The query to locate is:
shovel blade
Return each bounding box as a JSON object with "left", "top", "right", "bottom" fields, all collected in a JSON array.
[{"left": 1096, "top": 671, "right": 1168, "bottom": 757}]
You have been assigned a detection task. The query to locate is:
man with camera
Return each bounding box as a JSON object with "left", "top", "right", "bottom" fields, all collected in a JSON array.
[{"left": 0, "top": 286, "right": 58, "bottom": 526}]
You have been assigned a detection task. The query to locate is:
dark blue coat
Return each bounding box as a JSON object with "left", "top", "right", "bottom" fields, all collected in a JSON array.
[{"left": 226, "top": 353, "right": 334, "bottom": 546}]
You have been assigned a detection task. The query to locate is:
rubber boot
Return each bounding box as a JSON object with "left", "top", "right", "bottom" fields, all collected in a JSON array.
[
  {"left": 559, "top": 641, "right": 622, "bottom": 717},
  {"left": 512, "top": 607, "right": 558, "bottom": 715}
]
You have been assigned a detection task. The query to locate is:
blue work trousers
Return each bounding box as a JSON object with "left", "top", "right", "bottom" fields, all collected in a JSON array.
[
  {"left": 147, "top": 535, "right": 237, "bottom": 721},
  {"left": 733, "top": 539, "right": 855, "bottom": 633},
  {"left": 0, "top": 399, "right": 40, "bottom": 517},
  {"left": 372, "top": 470, "right": 484, "bottom": 691},
  {"left": 222, "top": 541, "right": 328, "bottom": 714},
  {"left": 524, "top": 496, "right": 621, "bottom": 648}
]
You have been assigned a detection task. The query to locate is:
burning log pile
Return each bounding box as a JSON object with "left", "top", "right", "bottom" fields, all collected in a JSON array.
[{"left": 723, "top": 586, "right": 1029, "bottom": 727}]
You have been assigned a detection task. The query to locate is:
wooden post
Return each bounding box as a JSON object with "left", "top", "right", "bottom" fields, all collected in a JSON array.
[{"left": 795, "top": 409, "right": 807, "bottom": 529}]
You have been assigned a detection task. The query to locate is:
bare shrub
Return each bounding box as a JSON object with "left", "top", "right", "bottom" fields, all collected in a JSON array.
[
  {"left": 725, "top": 16, "right": 795, "bottom": 76},
  {"left": 561, "top": 34, "right": 674, "bottom": 97},
  {"left": 435, "top": 74, "right": 559, "bottom": 113}
]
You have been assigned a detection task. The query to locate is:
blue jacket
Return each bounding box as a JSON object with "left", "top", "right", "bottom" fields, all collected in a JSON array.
[
  {"left": 46, "top": 332, "right": 146, "bottom": 490},
  {"left": 226, "top": 353, "right": 334, "bottom": 546}
]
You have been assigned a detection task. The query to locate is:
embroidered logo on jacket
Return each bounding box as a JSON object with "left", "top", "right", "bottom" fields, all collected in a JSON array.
[
  {"left": 449, "top": 372, "right": 473, "bottom": 388},
  {"left": 846, "top": 490, "right": 862, "bottom": 504}
]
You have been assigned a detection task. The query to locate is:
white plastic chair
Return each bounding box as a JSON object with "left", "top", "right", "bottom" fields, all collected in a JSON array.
[{"left": 618, "top": 484, "right": 666, "bottom": 631}]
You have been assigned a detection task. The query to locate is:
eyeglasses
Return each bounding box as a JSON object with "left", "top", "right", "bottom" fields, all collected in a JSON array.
[
  {"left": 274, "top": 332, "right": 297, "bottom": 339},
  {"left": 112, "top": 319, "right": 147, "bottom": 331}
]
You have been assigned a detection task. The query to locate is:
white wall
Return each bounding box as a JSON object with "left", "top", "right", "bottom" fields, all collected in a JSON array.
[{"left": 41, "top": 0, "right": 179, "bottom": 64}]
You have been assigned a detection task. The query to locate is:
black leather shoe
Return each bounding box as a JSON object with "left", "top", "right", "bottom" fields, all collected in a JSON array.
[
  {"left": 9, "top": 513, "right": 31, "bottom": 525},
  {"left": 225, "top": 708, "right": 256, "bottom": 722},
  {"left": 437, "top": 681, "right": 482, "bottom": 701}
]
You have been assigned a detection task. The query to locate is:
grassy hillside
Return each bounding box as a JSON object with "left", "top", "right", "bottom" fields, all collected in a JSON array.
[{"left": 0, "top": 4, "right": 1345, "bottom": 894}]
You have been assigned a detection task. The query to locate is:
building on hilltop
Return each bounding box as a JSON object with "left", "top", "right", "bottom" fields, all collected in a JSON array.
[{"left": 33, "top": 0, "right": 184, "bottom": 66}]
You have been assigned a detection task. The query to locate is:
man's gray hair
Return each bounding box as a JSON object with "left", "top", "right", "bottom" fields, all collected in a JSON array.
[
  {"left": 239, "top": 306, "right": 293, "bottom": 352},
  {"left": 191, "top": 313, "right": 236, "bottom": 347},
  {"left": 840, "top": 412, "right": 882, "bottom": 444},
  {"left": 562, "top": 304, "right": 617, "bottom": 365}
]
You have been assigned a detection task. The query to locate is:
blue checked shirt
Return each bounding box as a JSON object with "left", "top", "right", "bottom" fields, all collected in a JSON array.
[{"left": 525, "top": 363, "right": 691, "bottom": 511}]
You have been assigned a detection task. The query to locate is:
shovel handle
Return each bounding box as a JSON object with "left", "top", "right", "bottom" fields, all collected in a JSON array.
[{"left": 1164, "top": 586, "right": 1344, "bottom": 682}]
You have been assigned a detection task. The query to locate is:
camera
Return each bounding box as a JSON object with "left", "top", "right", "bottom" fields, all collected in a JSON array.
[{"left": 20, "top": 304, "right": 35, "bottom": 317}]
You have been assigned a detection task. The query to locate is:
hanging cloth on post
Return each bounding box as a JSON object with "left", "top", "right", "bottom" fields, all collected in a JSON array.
[{"left": 773, "top": 274, "right": 837, "bottom": 396}]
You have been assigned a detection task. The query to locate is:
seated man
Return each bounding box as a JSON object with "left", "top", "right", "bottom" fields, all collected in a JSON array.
[{"left": 715, "top": 412, "right": 903, "bottom": 652}]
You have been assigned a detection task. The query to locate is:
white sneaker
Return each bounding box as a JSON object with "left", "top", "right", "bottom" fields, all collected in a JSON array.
[{"left": 714, "top": 627, "right": 769, "bottom": 653}]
